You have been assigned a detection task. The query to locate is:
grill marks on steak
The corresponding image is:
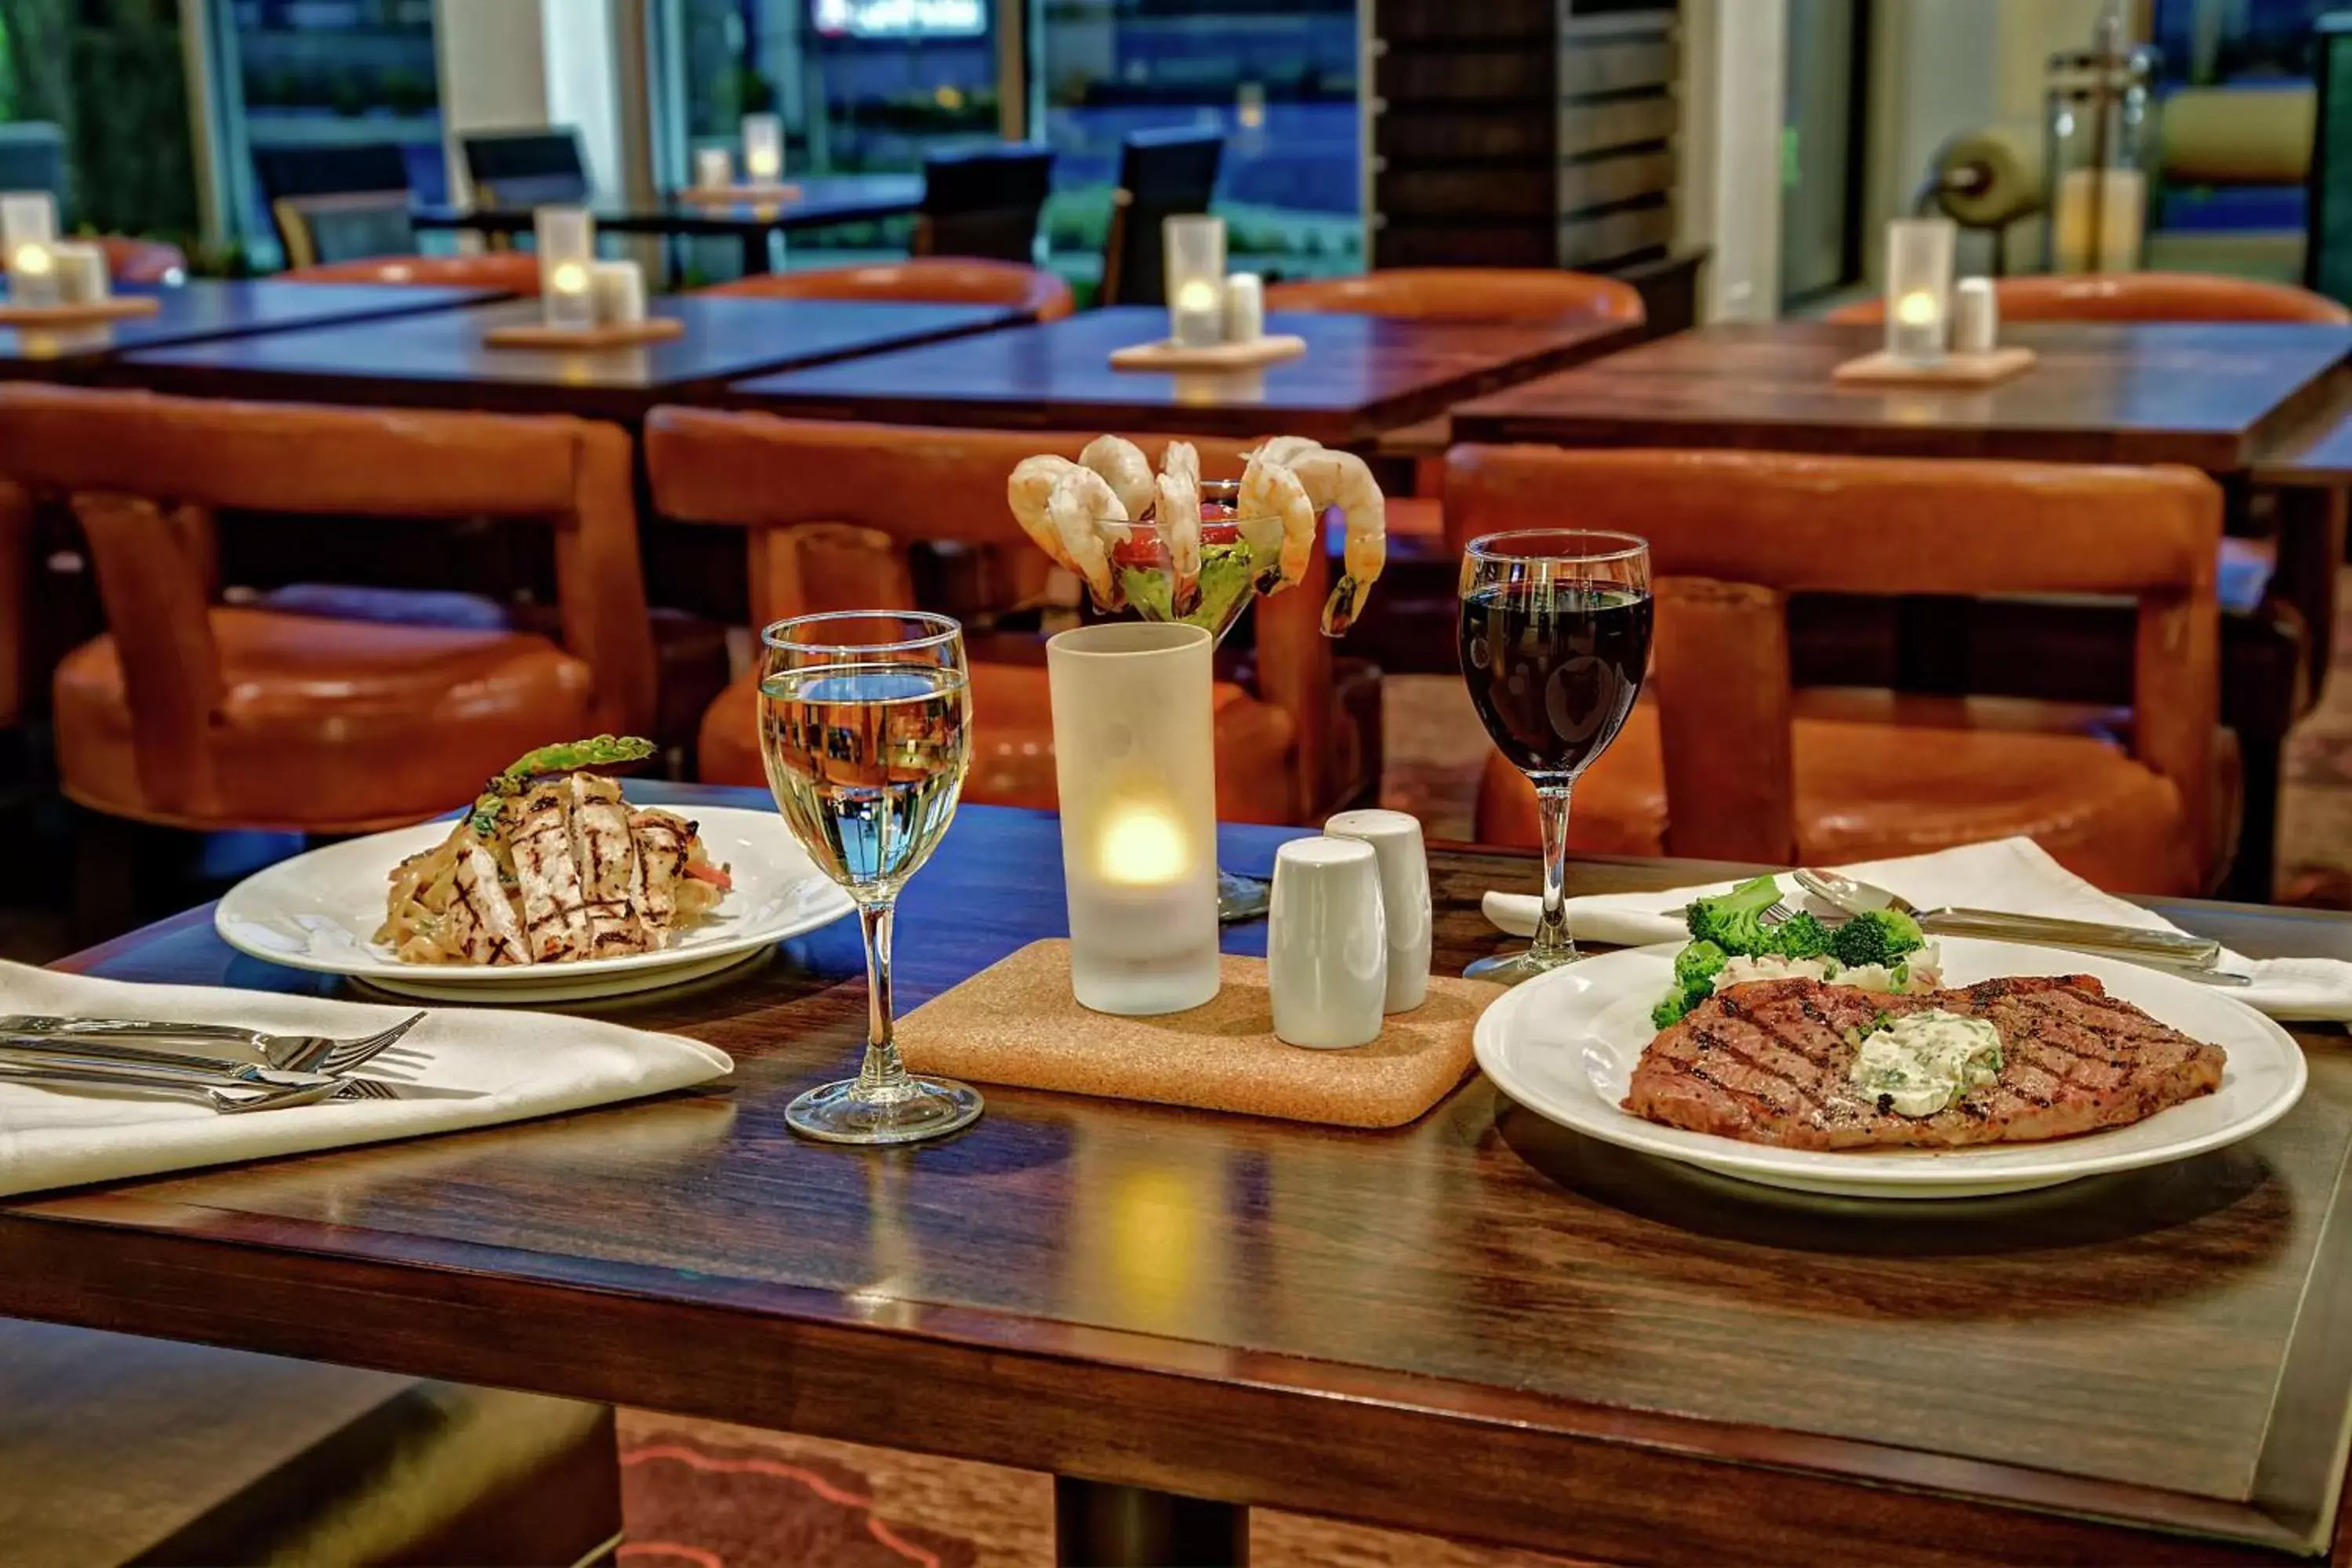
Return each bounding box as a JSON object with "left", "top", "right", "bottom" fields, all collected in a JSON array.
[{"left": 1622, "top": 975, "right": 2226, "bottom": 1151}]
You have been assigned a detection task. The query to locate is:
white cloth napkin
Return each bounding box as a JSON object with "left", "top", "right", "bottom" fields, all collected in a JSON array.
[
  {"left": 0, "top": 961, "right": 733, "bottom": 1197},
  {"left": 1482, "top": 837, "right": 2352, "bottom": 1023}
]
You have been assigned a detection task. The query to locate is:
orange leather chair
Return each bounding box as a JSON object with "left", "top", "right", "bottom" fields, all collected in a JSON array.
[
  {"left": 94, "top": 236, "right": 187, "bottom": 286},
  {"left": 0, "top": 481, "right": 27, "bottom": 731},
  {"left": 276, "top": 251, "right": 546, "bottom": 293},
  {"left": 1451, "top": 446, "right": 2226, "bottom": 897},
  {"left": 1826, "top": 271, "right": 2350, "bottom": 325},
  {"left": 697, "top": 257, "right": 1075, "bottom": 321},
  {"left": 645, "top": 412, "right": 1350, "bottom": 824},
  {"left": 0, "top": 386, "right": 656, "bottom": 833}
]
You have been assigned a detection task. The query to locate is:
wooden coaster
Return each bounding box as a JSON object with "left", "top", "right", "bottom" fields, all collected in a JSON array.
[
  {"left": 675, "top": 183, "right": 802, "bottom": 205},
  {"left": 1110, "top": 334, "right": 1308, "bottom": 373},
  {"left": 1832, "top": 345, "right": 2038, "bottom": 388},
  {"left": 895, "top": 938, "right": 1503, "bottom": 1129},
  {"left": 0, "top": 296, "right": 160, "bottom": 327},
  {"left": 483, "top": 317, "right": 685, "bottom": 350}
]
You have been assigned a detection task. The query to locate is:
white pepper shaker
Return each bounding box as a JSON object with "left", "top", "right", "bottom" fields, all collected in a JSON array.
[
  {"left": 1267, "top": 837, "right": 1387, "bottom": 1049},
  {"left": 1953, "top": 277, "right": 1999, "bottom": 355},
  {"left": 1322, "top": 808, "right": 1430, "bottom": 1013}
]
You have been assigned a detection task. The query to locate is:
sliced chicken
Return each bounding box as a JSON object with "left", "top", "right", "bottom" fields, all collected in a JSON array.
[
  {"left": 504, "top": 784, "right": 592, "bottom": 961},
  {"left": 568, "top": 773, "right": 644, "bottom": 958},
  {"left": 455, "top": 840, "right": 530, "bottom": 964},
  {"left": 629, "top": 809, "right": 692, "bottom": 946}
]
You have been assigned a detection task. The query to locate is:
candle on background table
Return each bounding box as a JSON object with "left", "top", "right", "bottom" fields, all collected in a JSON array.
[
  {"left": 590, "top": 259, "right": 646, "bottom": 325},
  {"left": 535, "top": 205, "right": 597, "bottom": 329},
  {"left": 2050, "top": 166, "right": 2146, "bottom": 274},
  {"left": 1048, "top": 622, "right": 1221, "bottom": 1015},
  {"left": 1882, "top": 216, "right": 1955, "bottom": 365},
  {"left": 48, "top": 241, "right": 107, "bottom": 304},
  {"left": 2, "top": 191, "right": 59, "bottom": 309},
  {"left": 1163, "top": 214, "right": 1227, "bottom": 349},
  {"left": 742, "top": 113, "right": 784, "bottom": 183},
  {"left": 694, "top": 147, "right": 733, "bottom": 191},
  {"left": 1222, "top": 271, "right": 1265, "bottom": 343}
]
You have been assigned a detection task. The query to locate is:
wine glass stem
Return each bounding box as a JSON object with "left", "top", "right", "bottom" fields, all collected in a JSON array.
[
  {"left": 855, "top": 895, "right": 913, "bottom": 1096},
  {"left": 1534, "top": 780, "right": 1577, "bottom": 961}
]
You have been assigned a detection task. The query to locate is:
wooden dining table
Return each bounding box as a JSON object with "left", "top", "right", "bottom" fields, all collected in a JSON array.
[
  {"left": 0, "top": 279, "right": 507, "bottom": 383},
  {"left": 721, "top": 305, "right": 1641, "bottom": 444},
  {"left": 4, "top": 787, "right": 2352, "bottom": 1565},
  {"left": 105, "top": 294, "right": 1031, "bottom": 423}
]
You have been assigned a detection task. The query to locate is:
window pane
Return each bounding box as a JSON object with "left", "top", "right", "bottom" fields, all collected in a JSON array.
[
  {"left": 1036, "top": 0, "right": 1362, "bottom": 284},
  {"left": 0, "top": 0, "right": 200, "bottom": 244}
]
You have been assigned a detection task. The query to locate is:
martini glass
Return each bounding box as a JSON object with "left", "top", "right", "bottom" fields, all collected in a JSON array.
[{"left": 1098, "top": 479, "right": 1279, "bottom": 922}]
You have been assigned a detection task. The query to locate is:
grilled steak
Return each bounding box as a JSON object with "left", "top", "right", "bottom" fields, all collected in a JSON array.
[{"left": 1624, "top": 975, "right": 2226, "bottom": 1150}]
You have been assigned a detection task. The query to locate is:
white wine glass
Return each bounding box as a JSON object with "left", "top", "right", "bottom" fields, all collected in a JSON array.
[{"left": 760, "top": 610, "right": 984, "bottom": 1144}]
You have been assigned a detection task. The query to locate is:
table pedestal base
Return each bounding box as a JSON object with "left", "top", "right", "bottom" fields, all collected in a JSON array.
[{"left": 1054, "top": 1477, "right": 1248, "bottom": 1566}]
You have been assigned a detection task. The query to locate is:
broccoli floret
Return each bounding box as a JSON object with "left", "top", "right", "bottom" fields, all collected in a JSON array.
[
  {"left": 1685, "top": 876, "right": 1784, "bottom": 956},
  {"left": 1830, "top": 909, "right": 1926, "bottom": 968},
  {"left": 1652, "top": 992, "right": 1691, "bottom": 1029},
  {"left": 1673, "top": 939, "right": 1729, "bottom": 994},
  {"left": 1765, "top": 912, "right": 1835, "bottom": 960}
]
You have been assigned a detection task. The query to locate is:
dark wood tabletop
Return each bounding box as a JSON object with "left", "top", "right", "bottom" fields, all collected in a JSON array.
[
  {"left": 5, "top": 788, "right": 2352, "bottom": 1564},
  {"left": 0, "top": 279, "right": 505, "bottom": 381},
  {"left": 107, "top": 294, "right": 1027, "bottom": 423},
  {"left": 722, "top": 306, "right": 1641, "bottom": 444},
  {"left": 1450, "top": 319, "right": 2352, "bottom": 472},
  {"left": 413, "top": 177, "right": 927, "bottom": 274}
]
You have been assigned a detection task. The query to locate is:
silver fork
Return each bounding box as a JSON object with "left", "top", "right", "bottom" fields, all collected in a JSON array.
[
  {"left": 0, "top": 1013, "right": 426, "bottom": 1074},
  {"left": 0, "top": 1056, "right": 346, "bottom": 1114}
]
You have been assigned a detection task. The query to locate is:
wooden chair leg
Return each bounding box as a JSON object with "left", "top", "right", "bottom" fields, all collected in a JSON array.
[
  {"left": 71, "top": 806, "right": 143, "bottom": 946},
  {"left": 2227, "top": 733, "right": 2284, "bottom": 905}
]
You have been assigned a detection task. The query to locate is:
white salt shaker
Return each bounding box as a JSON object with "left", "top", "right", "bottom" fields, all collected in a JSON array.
[
  {"left": 1223, "top": 271, "right": 1265, "bottom": 343},
  {"left": 590, "top": 260, "right": 646, "bottom": 326},
  {"left": 1267, "top": 837, "right": 1386, "bottom": 1049},
  {"left": 1953, "top": 277, "right": 1998, "bottom": 354},
  {"left": 1321, "top": 808, "right": 1430, "bottom": 1014},
  {"left": 49, "top": 241, "right": 108, "bottom": 304}
]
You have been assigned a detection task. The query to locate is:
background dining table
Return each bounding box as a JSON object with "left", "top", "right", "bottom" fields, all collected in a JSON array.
[
  {"left": 720, "top": 305, "right": 1642, "bottom": 444},
  {"left": 3, "top": 788, "right": 2351, "bottom": 1566},
  {"left": 105, "top": 294, "right": 1031, "bottom": 423},
  {"left": 0, "top": 279, "right": 509, "bottom": 384},
  {"left": 412, "top": 175, "right": 927, "bottom": 276}
]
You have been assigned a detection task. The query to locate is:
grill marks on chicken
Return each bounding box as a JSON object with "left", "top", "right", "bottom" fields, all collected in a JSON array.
[{"left": 1624, "top": 975, "right": 2226, "bottom": 1150}]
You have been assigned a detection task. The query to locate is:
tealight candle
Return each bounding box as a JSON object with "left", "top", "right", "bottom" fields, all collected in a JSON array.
[
  {"left": 742, "top": 114, "right": 784, "bottom": 183},
  {"left": 535, "top": 205, "right": 597, "bottom": 329},
  {"left": 1222, "top": 271, "right": 1264, "bottom": 343},
  {"left": 2, "top": 191, "right": 60, "bottom": 309},
  {"left": 695, "top": 147, "right": 734, "bottom": 191},
  {"left": 590, "top": 259, "right": 645, "bottom": 325},
  {"left": 1882, "top": 216, "right": 1955, "bottom": 366},
  {"left": 1163, "top": 214, "right": 1226, "bottom": 349},
  {"left": 49, "top": 241, "right": 107, "bottom": 304},
  {"left": 1048, "top": 622, "right": 1220, "bottom": 1015}
]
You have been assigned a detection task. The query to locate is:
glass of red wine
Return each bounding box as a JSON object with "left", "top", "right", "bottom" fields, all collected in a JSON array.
[{"left": 1457, "top": 530, "right": 1653, "bottom": 983}]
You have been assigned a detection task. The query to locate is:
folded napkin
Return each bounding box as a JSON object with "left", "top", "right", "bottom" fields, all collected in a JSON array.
[
  {"left": 0, "top": 960, "right": 732, "bottom": 1198},
  {"left": 1483, "top": 837, "right": 2352, "bottom": 1023}
]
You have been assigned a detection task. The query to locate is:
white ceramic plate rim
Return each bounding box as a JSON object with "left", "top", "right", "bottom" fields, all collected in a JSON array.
[
  {"left": 1473, "top": 938, "right": 2308, "bottom": 1189},
  {"left": 214, "top": 804, "right": 855, "bottom": 984}
]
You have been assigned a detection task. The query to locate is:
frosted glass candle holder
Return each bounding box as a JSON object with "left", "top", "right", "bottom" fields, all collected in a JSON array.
[
  {"left": 742, "top": 114, "right": 784, "bottom": 183},
  {"left": 1049, "top": 622, "right": 1221, "bottom": 1016},
  {"left": 1882, "top": 217, "right": 1955, "bottom": 366},
  {"left": 1163, "top": 215, "right": 1227, "bottom": 349},
  {"left": 2, "top": 191, "right": 59, "bottom": 308},
  {"left": 694, "top": 147, "right": 733, "bottom": 191},
  {"left": 535, "top": 206, "right": 596, "bottom": 328}
]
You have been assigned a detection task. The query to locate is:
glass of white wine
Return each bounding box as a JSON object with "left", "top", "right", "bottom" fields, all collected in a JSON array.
[{"left": 760, "top": 610, "right": 983, "bottom": 1145}]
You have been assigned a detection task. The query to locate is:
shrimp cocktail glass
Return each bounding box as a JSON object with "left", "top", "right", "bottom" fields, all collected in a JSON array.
[
  {"left": 1458, "top": 531, "right": 1653, "bottom": 984},
  {"left": 1007, "top": 435, "right": 1387, "bottom": 922},
  {"left": 760, "top": 610, "right": 985, "bottom": 1145}
]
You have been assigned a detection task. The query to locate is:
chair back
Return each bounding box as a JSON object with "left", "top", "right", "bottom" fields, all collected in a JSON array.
[
  {"left": 1444, "top": 444, "right": 2221, "bottom": 873},
  {"left": 95, "top": 237, "right": 187, "bottom": 286},
  {"left": 252, "top": 143, "right": 418, "bottom": 266},
  {"left": 1824, "top": 271, "right": 2351, "bottom": 325},
  {"left": 0, "top": 123, "right": 66, "bottom": 209},
  {"left": 461, "top": 128, "right": 591, "bottom": 209},
  {"left": 0, "top": 385, "right": 655, "bottom": 815},
  {"left": 916, "top": 146, "right": 1055, "bottom": 263},
  {"left": 644, "top": 410, "right": 1334, "bottom": 814},
  {"left": 278, "top": 251, "right": 543, "bottom": 294},
  {"left": 1264, "top": 267, "right": 1646, "bottom": 325},
  {"left": 695, "top": 256, "right": 1073, "bottom": 319},
  {"left": 1101, "top": 129, "right": 1224, "bottom": 307}
]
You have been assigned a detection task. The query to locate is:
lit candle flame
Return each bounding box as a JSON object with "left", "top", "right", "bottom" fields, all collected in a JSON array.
[
  {"left": 1894, "top": 289, "right": 1938, "bottom": 327},
  {"left": 550, "top": 260, "right": 590, "bottom": 294},
  {"left": 1099, "top": 802, "right": 1189, "bottom": 886},
  {"left": 1175, "top": 279, "right": 1221, "bottom": 314},
  {"left": 15, "top": 244, "right": 51, "bottom": 276}
]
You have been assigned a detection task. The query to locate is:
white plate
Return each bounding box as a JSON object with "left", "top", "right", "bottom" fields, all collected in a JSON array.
[
  {"left": 215, "top": 805, "right": 855, "bottom": 1003},
  {"left": 1473, "top": 938, "right": 2307, "bottom": 1199}
]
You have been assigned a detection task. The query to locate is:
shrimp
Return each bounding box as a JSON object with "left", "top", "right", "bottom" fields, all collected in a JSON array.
[
  {"left": 1046, "top": 464, "right": 1128, "bottom": 607},
  {"left": 1237, "top": 447, "right": 1316, "bottom": 593},
  {"left": 1154, "top": 440, "right": 1203, "bottom": 610},
  {"left": 1079, "top": 434, "right": 1156, "bottom": 523},
  {"left": 1286, "top": 447, "right": 1386, "bottom": 636},
  {"left": 1007, "top": 455, "right": 1083, "bottom": 573},
  {"left": 1248, "top": 435, "right": 1323, "bottom": 472}
]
